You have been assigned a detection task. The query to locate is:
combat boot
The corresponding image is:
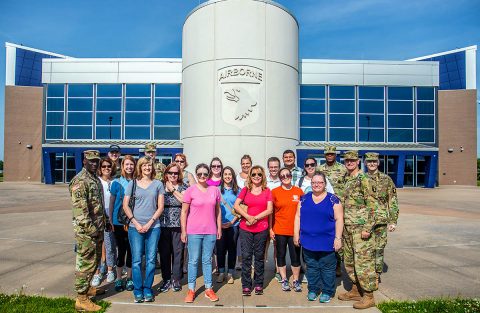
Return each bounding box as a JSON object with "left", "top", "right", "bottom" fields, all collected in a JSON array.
[
  {"left": 353, "top": 291, "right": 375, "bottom": 310},
  {"left": 338, "top": 283, "right": 362, "bottom": 301},
  {"left": 75, "top": 294, "right": 101, "bottom": 312},
  {"left": 87, "top": 287, "right": 105, "bottom": 296}
]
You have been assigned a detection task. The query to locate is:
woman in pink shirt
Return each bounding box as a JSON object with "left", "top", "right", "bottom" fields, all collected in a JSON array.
[
  {"left": 181, "top": 163, "right": 222, "bottom": 303},
  {"left": 207, "top": 157, "right": 223, "bottom": 186},
  {"left": 234, "top": 165, "right": 273, "bottom": 296}
]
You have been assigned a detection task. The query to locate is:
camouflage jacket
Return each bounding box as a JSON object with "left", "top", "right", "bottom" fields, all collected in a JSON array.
[
  {"left": 154, "top": 161, "right": 166, "bottom": 181},
  {"left": 317, "top": 161, "right": 347, "bottom": 197},
  {"left": 69, "top": 168, "right": 109, "bottom": 236},
  {"left": 341, "top": 170, "right": 376, "bottom": 232},
  {"left": 367, "top": 171, "right": 399, "bottom": 225}
]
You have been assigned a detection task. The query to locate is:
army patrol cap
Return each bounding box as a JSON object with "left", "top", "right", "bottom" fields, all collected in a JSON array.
[
  {"left": 344, "top": 150, "right": 359, "bottom": 160},
  {"left": 365, "top": 152, "right": 379, "bottom": 161},
  {"left": 109, "top": 144, "right": 121, "bottom": 152},
  {"left": 84, "top": 150, "right": 101, "bottom": 160},
  {"left": 144, "top": 143, "right": 157, "bottom": 153},
  {"left": 324, "top": 145, "right": 337, "bottom": 155}
]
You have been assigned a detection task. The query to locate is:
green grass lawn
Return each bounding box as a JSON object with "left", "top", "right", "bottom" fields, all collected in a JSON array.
[
  {"left": 0, "top": 294, "right": 110, "bottom": 313},
  {"left": 378, "top": 298, "right": 480, "bottom": 313}
]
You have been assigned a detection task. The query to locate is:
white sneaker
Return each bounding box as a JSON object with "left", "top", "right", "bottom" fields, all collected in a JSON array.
[
  {"left": 302, "top": 275, "right": 308, "bottom": 283},
  {"left": 106, "top": 271, "right": 115, "bottom": 283},
  {"left": 91, "top": 274, "right": 102, "bottom": 287}
]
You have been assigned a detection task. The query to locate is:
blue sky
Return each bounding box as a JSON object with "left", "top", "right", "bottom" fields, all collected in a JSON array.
[{"left": 0, "top": 0, "right": 479, "bottom": 160}]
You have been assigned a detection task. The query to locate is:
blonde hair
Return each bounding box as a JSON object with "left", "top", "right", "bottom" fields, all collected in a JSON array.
[
  {"left": 135, "top": 157, "right": 156, "bottom": 179},
  {"left": 246, "top": 165, "right": 267, "bottom": 191},
  {"left": 121, "top": 155, "right": 136, "bottom": 179}
]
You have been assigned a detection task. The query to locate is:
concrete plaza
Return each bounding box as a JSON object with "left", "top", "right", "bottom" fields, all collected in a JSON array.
[{"left": 0, "top": 182, "right": 479, "bottom": 312}]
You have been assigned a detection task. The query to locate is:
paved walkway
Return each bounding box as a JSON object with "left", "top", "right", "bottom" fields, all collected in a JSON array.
[{"left": 1, "top": 182, "right": 479, "bottom": 312}]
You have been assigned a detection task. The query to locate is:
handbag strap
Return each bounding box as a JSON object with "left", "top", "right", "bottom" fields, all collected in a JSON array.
[
  {"left": 220, "top": 190, "right": 241, "bottom": 218},
  {"left": 131, "top": 179, "right": 137, "bottom": 211}
]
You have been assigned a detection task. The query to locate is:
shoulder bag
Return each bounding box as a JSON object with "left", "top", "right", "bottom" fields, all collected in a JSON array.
[{"left": 117, "top": 180, "right": 137, "bottom": 227}]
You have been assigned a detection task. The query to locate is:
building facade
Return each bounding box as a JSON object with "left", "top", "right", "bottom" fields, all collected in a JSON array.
[{"left": 3, "top": 0, "right": 478, "bottom": 187}]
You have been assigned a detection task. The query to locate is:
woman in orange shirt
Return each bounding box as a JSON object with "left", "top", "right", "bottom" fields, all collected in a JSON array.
[{"left": 270, "top": 167, "right": 304, "bottom": 292}]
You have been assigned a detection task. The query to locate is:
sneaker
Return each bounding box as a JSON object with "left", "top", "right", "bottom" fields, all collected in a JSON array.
[
  {"left": 235, "top": 261, "right": 242, "bottom": 271},
  {"left": 275, "top": 272, "right": 282, "bottom": 283},
  {"left": 307, "top": 291, "right": 318, "bottom": 301},
  {"left": 319, "top": 293, "right": 331, "bottom": 303},
  {"left": 254, "top": 286, "right": 263, "bottom": 295},
  {"left": 185, "top": 289, "right": 195, "bottom": 303},
  {"left": 242, "top": 287, "right": 252, "bottom": 296},
  {"left": 125, "top": 279, "right": 134, "bottom": 291},
  {"left": 91, "top": 274, "right": 102, "bottom": 287},
  {"left": 172, "top": 280, "right": 182, "bottom": 292},
  {"left": 158, "top": 280, "right": 171, "bottom": 293},
  {"left": 281, "top": 279, "right": 291, "bottom": 292},
  {"left": 216, "top": 273, "right": 225, "bottom": 283},
  {"left": 205, "top": 288, "right": 219, "bottom": 302},
  {"left": 114, "top": 279, "right": 124, "bottom": 292},
  {"left": 292, "top": 280, "right": 302, "bottom": 292},
  {"left": 106, "top": 271, "right": 115, "bottom": 283},
  {"left": 227, "top": 274, "right": 234, "bottom": 284},
  {"left": 134, "top": 294, "right": 144, "bottom": 303},
  {"left": 302, "top": 274, "right": 308, "bottom": 283},
  {"left": 144, "top": 292, "right": 154, "bottom": 302}
]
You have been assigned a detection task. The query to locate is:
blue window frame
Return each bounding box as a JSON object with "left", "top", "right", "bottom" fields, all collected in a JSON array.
[
  {"left": 300, "top": 85, "right": 326, "bottom": 141},
  {"left": 329, "top": 86, "right": 355, "bottom": 99},
  {"left": 300, "top": 128, "right": 325, "bottom": 141},
  {"left": 155, "top": 84, "right": 181, "bottom": 97},
  {"left": 388, "top": 129, "right": 413, "bottom": 142},
  {"left": 300, "top": 114, "right": 325, "bottom": 127},
  {"left": 15, "top": 48, "right": 59, "bottom": 87},
  {"left": 416, "top": 87, "right": 435, "bottom": 143},
  {"left": 359, "top": 114, "right": 384, "bottom": 128},
  {"left": 388, "top": 87, "right": 413, "bottom": 100},
  {"left": 66, "top": 84, "right": 93, "bottom": 139},
  {"left": 45, "top": 84, "right": 65, "bottom": 140},
  {"left": 154, "top": 84, "right": 181, "bottom": 140},
  {"left": 420, "top": 51, "right": 466, "bottom": 90},
  {"left": 126, "top": 84, "right": 151, "bottom": 97},
  {"left": 97, "top": 84, "right": 122, "bottom": 97},
  {"left": 387, "top": 87, "right": 413, "bottom": 143},
  {"left": 359, "top": 129, "right": 384, "bottom": 142},
  {"left": 358, "top": 86, "right": 384, "bottom": 99},
  {"left": 96, "top": 84, "right": 122, "bottom": 140},
  {"left": 328, "top": 86, "right": 355, "bottom": 141},
  {"left": 359, "top": 100, "right": 384, "bottom": 114},
  {"left": 125, "top": 84, "right": 151, "bottom": 140},
  {"left": 330, "top": 128, "right": 355, "bottom": 142},
  {"left": 47, "top": 84, "right": 65, "bottom": 97},
  {"left": 358, "top": 86, "right": 385, "bottom": 142},
  {"left": 300, "top": 85, "right": 325, "bottom": 99}
]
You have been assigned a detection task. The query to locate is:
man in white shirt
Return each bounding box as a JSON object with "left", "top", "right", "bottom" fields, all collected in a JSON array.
[{"left": 266, "top": 157, "right": 281, "bottom": 190}]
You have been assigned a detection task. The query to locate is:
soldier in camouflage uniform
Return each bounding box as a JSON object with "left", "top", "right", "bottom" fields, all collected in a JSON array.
[
  {"left": 69, "top": 150, "right": 111, "bottom": 312},
  {"left": 364, "top": 152, "right": 399, "bottom": 281},
  {"left": 317, "top": 145, "right": 347, "bottom": 276},
  {"left": 337, "top": 150, "right": 377, "bottom": 310},
  {"left": 144, "top": 143, "right": 166, "bottom": 181}
]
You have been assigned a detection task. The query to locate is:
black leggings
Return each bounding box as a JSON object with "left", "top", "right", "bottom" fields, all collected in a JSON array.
[
  {"left": 275, "top": 234, "right": 301, "bottom": 267},
  {"left": 113, "top": 225, "right": 132, "bottom": 268},
  {"left": 216, "top": 226, "right": 239, "bottom": 272}
]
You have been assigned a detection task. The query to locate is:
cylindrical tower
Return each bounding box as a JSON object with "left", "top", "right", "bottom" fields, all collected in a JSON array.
[{"left": 181, "top": 0, "right": 299, "bottom": 169}]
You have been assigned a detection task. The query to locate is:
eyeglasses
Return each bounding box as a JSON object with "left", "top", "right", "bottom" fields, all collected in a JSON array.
[
  {"left": 101, "top": 165, "right": 112, "bottom": 169},
  {"left": 251, "top": 172, "right": 263, "bottom": 178},
  {"left": 279, "top": 173, "right": 292, "bottom": 180},
  {"left": 167, "top": 171, "right": 179, "bottom": 176},
  {"left": 175, "top": 160, "right": 185, "bottom": 164},
  {"left": 312, "top": 181, "right": 325, "bottom": 186},
  {"left": 211, "top": 165, "right": 222, "bottom": 169},
  {"left": 197, "top": 172, "right": 209, "bottom": 178},
  {"left": 305, "top": 162, "right": 316, "bottom": 168}
]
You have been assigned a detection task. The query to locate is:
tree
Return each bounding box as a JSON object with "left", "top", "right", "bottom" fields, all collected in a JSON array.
[{"left": 0, "top": 160, "right": 3, "bottom": 171}]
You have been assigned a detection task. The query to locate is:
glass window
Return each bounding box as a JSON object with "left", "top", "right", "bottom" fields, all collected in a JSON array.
[
  {"left": 417, "top": 87, "right": 435, "bottom": 100},
  {"left": 359, "top": 86, "right": 384, "bottom": 99},
  {"left": 96, "top": 127, "right": 122, "bottom": 140},
  {"left": 154, "top": 98, "right": 180, "bottom": 112},
  {"left": 125, "top": 127, "right": 150, "bottom": 140},
  {"left": 330, "top": 114, "right": 355, "bottom": 127},
  {"left": 125, "top": 113, "right": 150, "bottom": 126},
  {"left": 47, "top": 84, "right": 64, "bottom": 97},
  {"left": 155, "top": 84, "right": 180, "bottom": 97},
  {"left": 68, "top": 98, "right": 93, "bottom": 111},
  {"left": 329, "top": 86, "right": 355, "bottom": 99},
  {"left": 68, "top": 84, "right": 93, "bottom": 97},
  {"left": 300, "top": 99, "right": 325, "bottom": 113},
  {"left": 46, "top": 112, "right": 64, "bottom": 125},
  {"left": 300, "top": 85, "right": 325, "bottom": 99},
  {"left": 417, "top": 129, "right": 434, "bottom": 143},
  {"left": 126, "top": 98, "right": 151, "bottom": 111},
  {"left": 359, "top": 100, "right": 384, "bottom": 114},
  {"left": 388, "top": 101, "right": 413, "bottom": 114},
  {"left": 96, "top": 98, "right": 122, "bottom": 112},
  {"left": 300, "top": 127, "right": 325, "bottom": 141},
  {"left": 359, "top": 129, "right": 384, "bottom": 142},
  {"left": 388, "top": 115, "right": 413, "bottom": 128},
  {"left": 300, "top": 114, "right": 325, "bottom": 127},
  {"left": 97, "top": 84, "right": 122, "bottom": 97},
  {"left": 388, "top": 87, "right": 413, "bottom": 100},
  {"left": 330, "top": 128, "right": 355, "bottom": 141},
  {"left": 359, "top": 114, "right": 384, "bottom": 128},
  {"left": 46, "top": 126, "right": 63, "bottom": 139},
  {"left": 126, "top": 84, "right": 151, "bottom": 97},
  {"left": 330, "top": 100, "right": 355, "bottom": 113},
  {"left": 154, "top": 127, "right": 180, "bottom": 140},
  {"left": 417, "top": 115, "right": 434, "bottom": 128},
  {"left": 46, "top": 98, "right": 64, "bottom": 111},
  {"left": 154, "top": 113, "right": 180, "bottom": 126},
  {"left": 68, "top": 112, "right": 92, "bottom": 125},
  {"left": 417, "top": 101, "right": 435, "bottom": 114},
  {"left": 388, "top": 129, "right": 413, "bottom": 142},
  {"left": 67, "top": 126, "right": 92, "bottom": 139},
  {"left": 96, "top": 112, "right": 122, "bottom": 126}
]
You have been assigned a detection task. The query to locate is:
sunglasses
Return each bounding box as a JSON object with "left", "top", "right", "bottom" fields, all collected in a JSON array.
[
  {"left": 211, "top": 164, "right": 222, "bottom": 169},
  {"left": 305, "top": 162, "right": 316, "bottom": 168},
  {"left": 280, "top": 173, "right": 292, "bottom": 180},
  {"left": 101, "top": 165, "right": 112, "bottom": 169},
  {"left": 167, "top": 171, "right": 179, "bottom": 176},
  {"left": 197, "top": 172, "right": 209, "bottom": 178},
  {"left": 251, "top": 172, "right": 263, "bottom": 178},
  {"left": 175, "top": 160, "right": 185, "bottom": 163}
]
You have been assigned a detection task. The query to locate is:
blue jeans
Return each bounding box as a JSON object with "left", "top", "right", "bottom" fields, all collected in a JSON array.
[
  {"left": 303, "top": 248, "right": 336, "bottom": 296},
  {"left": 128, "top": 227, "right": 160, "bottom": 297},
  {"left": 187, "top": 234, "right": 216, "bottom": 290}
]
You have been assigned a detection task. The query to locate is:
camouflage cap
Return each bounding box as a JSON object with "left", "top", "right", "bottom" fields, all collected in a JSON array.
[
  {"left": 84, "top": 150, "right": 100, "bottom": 160},
  {"left": 324, "top": 145, "right": 337, "bottom": 154},
  {"left": 365, "top": 152, "right": 379, "bottom": 161},
  {"left": 144, "top": 143, "right": 157, "bottom": 153},
  {"left": 344, "top": 150, "right": 359, "bottom": 160}
]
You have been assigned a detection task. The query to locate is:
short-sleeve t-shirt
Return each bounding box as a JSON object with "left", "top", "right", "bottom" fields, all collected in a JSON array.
[
  {"left": 110, "top": 176, "right": 131, "bottom": 226},
  {"left": 238, "top": 187, "right": 272, "bottom": 233},
  {"left": 207, "top": 179, "right": 221, "bottom": 187},
  {"left": 183, "top": 185, "right": 220, "bottom": 235},
  {"left": 271, "top": 186, "right": 304, "bottom": 236},
  {"left": 125, "top": 180, "right": 164, "bottom": 228}
]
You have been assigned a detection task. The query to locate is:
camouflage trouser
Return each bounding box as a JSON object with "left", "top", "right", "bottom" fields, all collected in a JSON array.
[
  {"left": 373, "top": 224, "right": 388, "bottom": 273},
  {"left": 343, "top": 225, "right": 377, "bottom": 292},
  {"left": 75, "top": 233, "right": 103, "bottom": 295}
]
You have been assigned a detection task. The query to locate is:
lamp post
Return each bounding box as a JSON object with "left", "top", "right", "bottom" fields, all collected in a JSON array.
[{"left": 108, "top": 116, "right": 113, "bottom": 140}]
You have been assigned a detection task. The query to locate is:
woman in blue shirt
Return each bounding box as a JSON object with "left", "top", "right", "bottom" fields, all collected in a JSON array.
[
  {"left": 216, "top": 166, "right": 241, "bottom": 284},
  {"left": 294, "top": 172, "right": 343, "bottom": 303}
]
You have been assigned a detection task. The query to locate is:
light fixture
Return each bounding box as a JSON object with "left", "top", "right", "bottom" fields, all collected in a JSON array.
[
  {"left": 447, "top": 148, "right": 453, "bottom": 153},
  {"left": 26, "top": 144, "right": 33, "bottom": 149}
]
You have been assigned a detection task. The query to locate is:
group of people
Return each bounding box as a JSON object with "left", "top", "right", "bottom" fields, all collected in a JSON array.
[{"left": 69, "top": 143, "right": 399, "bottom": 311}]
